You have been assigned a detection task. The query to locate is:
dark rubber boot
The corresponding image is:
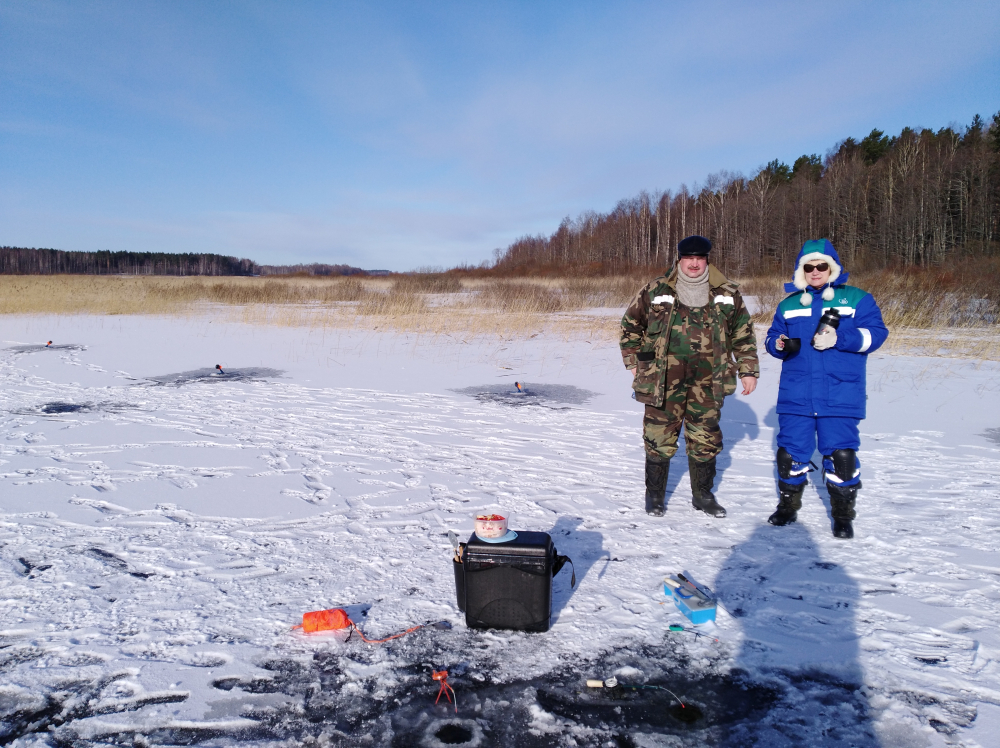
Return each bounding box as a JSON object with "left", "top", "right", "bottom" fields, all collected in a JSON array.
[
  {"left": 828, "top": 482, "right": 858, "bottom": 539},
  {"left": 689, "top": 456, "right": 726, "bottom": 518},
  {"left": 644, "top": 456, "right": 669, "bottom": 516},
  {"left": 768, "top": 481, "right": 804, "bottom": 526}
]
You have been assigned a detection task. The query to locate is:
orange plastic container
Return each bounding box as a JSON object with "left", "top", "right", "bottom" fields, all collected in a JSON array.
[{"left": 298, "top": 608, "right": 351, "bottom": 633}]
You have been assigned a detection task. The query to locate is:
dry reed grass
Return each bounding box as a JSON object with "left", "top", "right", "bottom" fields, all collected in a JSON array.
[
  {"left": 391, "top": 273, "right": 463, "bottom": 294},
  {"left": 0, "top": 275, "right": 372, "bottom": 314},
  {"left": 2, "top": 271, "right": 998, "bottom": 359}
]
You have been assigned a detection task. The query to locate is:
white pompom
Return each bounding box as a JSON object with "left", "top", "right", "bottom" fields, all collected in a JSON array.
[
  {"left": 800, "top": 291, "right": 811, "bottom": 306},
  {"left": 822, "top": 286, "right": 834, "bottom": 301}
]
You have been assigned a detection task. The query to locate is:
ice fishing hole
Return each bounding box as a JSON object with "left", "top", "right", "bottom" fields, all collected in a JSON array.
[
  {"left": 435, "top": 722, "right": 473, "bottom": 744},
  {"left": 423, "top": 718, "right": 483, "bottom": 747},
  {"left": 27, "top": 401, "right": 134, "bottom": 416},
  {"left": 41, "top": 402, "right": 87, "bottom": 413},
  {"left": 145, "top": 366, "right": 284, "bottom": 386},
  {"left": 452, "top": 382, "right": 598, "bottom": 408},
  {"left": 669, "top": 702, "right": 703, "bottom": 723}
]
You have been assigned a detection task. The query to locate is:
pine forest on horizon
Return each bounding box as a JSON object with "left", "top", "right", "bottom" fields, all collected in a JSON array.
[{"left": 493, "top": 113, "right": 1000, "bottom": 277}]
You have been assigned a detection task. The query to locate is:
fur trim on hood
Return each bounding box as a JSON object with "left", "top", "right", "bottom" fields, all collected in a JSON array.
[{"left": 783, "top": 239, "right": 849, "bottom": 305}]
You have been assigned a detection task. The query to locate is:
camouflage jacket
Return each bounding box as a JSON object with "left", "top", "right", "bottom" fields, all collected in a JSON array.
[{"left": 620, "top": 264, "right": 760, "bottom": 407}]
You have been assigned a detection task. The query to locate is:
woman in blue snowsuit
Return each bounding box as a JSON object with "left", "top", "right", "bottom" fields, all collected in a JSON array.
[{"left": 764, "top": 240, "right": 888, "bottom": 539}]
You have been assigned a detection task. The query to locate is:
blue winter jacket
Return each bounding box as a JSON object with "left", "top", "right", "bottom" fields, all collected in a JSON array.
[{"left": 764, "top": 242, "right": 889, "bottom": 419}]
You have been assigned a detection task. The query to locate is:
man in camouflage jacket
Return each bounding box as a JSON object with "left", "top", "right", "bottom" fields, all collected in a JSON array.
[{"left": 620, "top": 235, "right": 759, "bottom": 518}]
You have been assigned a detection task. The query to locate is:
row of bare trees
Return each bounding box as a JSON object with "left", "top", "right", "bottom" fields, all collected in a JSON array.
[{"left": 495, "top": 114, "right": 1000, "bottom": 276}]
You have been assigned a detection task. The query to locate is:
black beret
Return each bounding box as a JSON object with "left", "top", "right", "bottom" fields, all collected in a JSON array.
[{"left": 677, "top": 235, "right": 712, "bottom": 257}]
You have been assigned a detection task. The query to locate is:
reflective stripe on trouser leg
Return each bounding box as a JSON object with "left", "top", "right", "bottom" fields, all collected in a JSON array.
[
  {"left": 776, "top": 446, "right": 811, "bottom": 487},
  {"left": 823, "top": 452, "right": 861, "bottom": 487},
  {"left": 817, "top": 418, "right": 862, "bottom": 487}
]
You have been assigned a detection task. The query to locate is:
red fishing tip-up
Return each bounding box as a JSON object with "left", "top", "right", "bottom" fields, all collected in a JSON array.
[{"left": 432, "top": 670, "right": 457, "bottom": 713}]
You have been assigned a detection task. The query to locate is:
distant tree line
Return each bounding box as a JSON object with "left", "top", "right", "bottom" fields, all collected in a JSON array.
[
  {"left": 0, "top": 248, "right": 389, "bottom": 277},
  {"left": 494, "top": 112, "right": 1000, "bottom": 275},
  {"left": 0, "top": 247, "right": 256, "bottom": 276},
  {"left": 256, "top": 262, "right": 384, "bottom": 276}
]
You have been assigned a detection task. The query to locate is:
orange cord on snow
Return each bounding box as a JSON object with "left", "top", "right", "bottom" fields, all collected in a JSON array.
[
  {"left": 351, "top": 621, "right": 426, "bottom": 644},
  {"left": 432, "top": 670, "right": 457, "bottom": 713},
  {"left": 291, "top": 607, "right": 432, "bottom": 644}
]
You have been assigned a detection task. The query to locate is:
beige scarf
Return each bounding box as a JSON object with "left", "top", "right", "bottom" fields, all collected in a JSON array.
[{"left": 675, "top": 266, "right": 710, "bottom": 308}]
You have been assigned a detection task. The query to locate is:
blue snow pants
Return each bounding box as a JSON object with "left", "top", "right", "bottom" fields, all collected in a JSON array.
[{"left": 776, "top": 414, "right": 861, "bottom": 487}]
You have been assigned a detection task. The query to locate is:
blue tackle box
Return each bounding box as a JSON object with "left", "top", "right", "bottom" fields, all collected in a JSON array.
[{"left": 665, "top": 578, "right": 717, "bottom": 625}]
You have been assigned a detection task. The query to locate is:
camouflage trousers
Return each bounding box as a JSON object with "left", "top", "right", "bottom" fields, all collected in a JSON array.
[{"left": 643, "top": 356, "right": 723, "bottom": 462}]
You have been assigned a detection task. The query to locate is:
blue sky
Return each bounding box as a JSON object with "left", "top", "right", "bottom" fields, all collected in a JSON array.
[{"left": 2, "top": 1, "right": 998, "bottom": 270}]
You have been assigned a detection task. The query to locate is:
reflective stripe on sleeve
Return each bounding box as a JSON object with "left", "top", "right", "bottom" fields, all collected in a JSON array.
[
  {"left": 783, "top": 308, "right": 812, "bottom": 319},
  {"left": 858, "top": 328, "right": 872, "bottom": 352}
]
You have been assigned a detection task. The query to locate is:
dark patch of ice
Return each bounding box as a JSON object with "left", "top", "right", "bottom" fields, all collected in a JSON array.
[
  {"left": 17, "top": 557, "right": 52, "bottom": 577},
  {"left": 21, "top": 633, "right": 878, "bottom": 747},
  {"left": 983, "top": 427, "right": 1000, "bottom": 445},
  {"left": 40, "top": 401, "right": 89, "bottom": 414},
  {"left": 5, "top": 343, "right": 87, "bottom": 355},
  {"left": 0, "top": 672, "right": 188, "bottom": 744},
  {"left": 85, "top": 547, "right": 129, "bottom": 572},
  {"left": 1, "top": 628, "right": 917, "bottom": 746},
  {"left": 143, "top": 367, "right": 284, "bottom": 386},
  {"left": 12, "top": 401, "right": 136, "bottom": 416},
  {"left": 452, "top": 383, "right": 597, "bottom": 408}
]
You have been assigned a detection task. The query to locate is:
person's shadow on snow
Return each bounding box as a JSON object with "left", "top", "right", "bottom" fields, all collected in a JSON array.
[
  {"left": 715, "top": 523, "right": 881, "bottom": 746},
  {"left": 546, "top": 516, "right": 609, "bottom": 623},
  {"left": 718, "top": 396, "right": 760, "bottom": 485},
  {"left": 763, "top": 405, "right": 779, "bottom": 450},
  {"left": 670, "top": 396, "right": 761, "bottom": 508}
]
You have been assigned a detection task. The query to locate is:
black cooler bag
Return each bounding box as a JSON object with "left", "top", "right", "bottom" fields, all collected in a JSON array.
[{"left": 455, "top": 531, "right": 573, "bottom": 633}]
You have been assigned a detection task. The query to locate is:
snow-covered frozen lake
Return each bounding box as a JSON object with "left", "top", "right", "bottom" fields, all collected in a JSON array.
[{"left": 2, "top": 313, "right": 1000, "bottom": 747}]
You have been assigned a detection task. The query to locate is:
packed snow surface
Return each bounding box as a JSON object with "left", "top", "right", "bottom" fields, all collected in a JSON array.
[{"left": 1, "top": 314, "right": 1000, "bottom": 747}]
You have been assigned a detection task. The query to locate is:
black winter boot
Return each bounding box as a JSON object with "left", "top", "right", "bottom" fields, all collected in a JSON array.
[
  {"left": 827, "top": 482, "right": 858, "bottom": 539},
  {"left": 689, "top": 456, "right": 726, "bottom": 518},
  {"left": 644, "top": 456, "right": 669, "bottom": 516},
  {"left": 768, "top": 481, "right": 804, "bottom": 526}
]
